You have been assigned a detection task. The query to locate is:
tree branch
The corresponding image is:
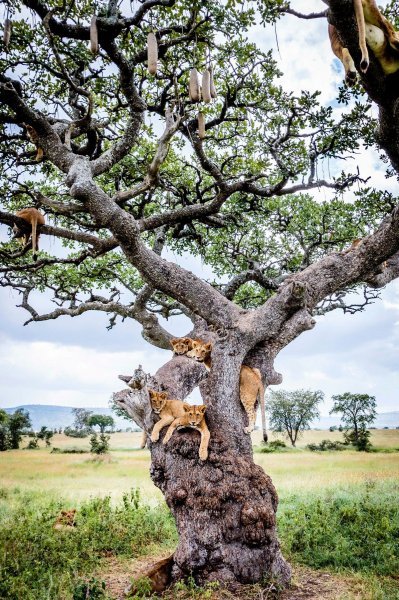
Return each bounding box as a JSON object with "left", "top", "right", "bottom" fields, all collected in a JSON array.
[{"left": 113, "top": 108, "right": 185, "bottom": 204}]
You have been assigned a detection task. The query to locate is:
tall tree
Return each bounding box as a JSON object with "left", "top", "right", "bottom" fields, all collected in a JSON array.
[
  {"left": 0, "top": 410, "right": 9, "bottom": 452},
  {"left": 267, "top": 389, "right": 324, "bottom": 447},
  {"left": 71, "top": 408, "right": 93, "bottom": 432},
  {"left": 8, "top": 409, "right": 31, "bottom": 450},
  {"left": 37, "top": 425, "right": 54, "bottom": 446},
  {"left": 330, "top": 392, "right": 377, "bottom": 441},
  {"left": 87, "top": 414, "right": 114, "bottom": 433},
  {"left": 1, "top": 0, "right": 399, "bottom": 587}
]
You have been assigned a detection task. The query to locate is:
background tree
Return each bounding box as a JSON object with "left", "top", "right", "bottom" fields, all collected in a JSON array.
[
  {"left": 7, "top": 409, "right": 31, "bottom": 450},
  {"left": 87, "top": 414, "right": 115, "bottom": 434},
  {"left": 71, "top": 408, "right": 93, "bottom": 432},
  {"left": 330, "top": 392, "right": 377, "bottom": 449},
  {"left": 0, "top": 410, "right": 9, "bottom": 452},
  {"left": 37, "top": 425, "right": 54, "bottom": 447},
  {"left": 1, "top": 0, "right": 399, "bottom": 587},
  {"left": 267, "top": 389, "right": 324, "bottom": 447}
]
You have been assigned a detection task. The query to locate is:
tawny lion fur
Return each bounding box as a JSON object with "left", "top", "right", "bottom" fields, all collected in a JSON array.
[
  {"left": 329, "top": 0, "right": 399, "bottom": 83},
  {"left": 175, "top": 338, "right": 265, "bottom": 435},
  {"left": 163, "top": 404, "right": 210, "bottom": 461},
  {"left": 148, "top": 389, "right": 189, "bottom": 443}
]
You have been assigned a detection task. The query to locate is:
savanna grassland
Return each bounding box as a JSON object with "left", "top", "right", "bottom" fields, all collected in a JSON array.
[{"left": 0, "top": 430, "right": 399, "bottom": 600}]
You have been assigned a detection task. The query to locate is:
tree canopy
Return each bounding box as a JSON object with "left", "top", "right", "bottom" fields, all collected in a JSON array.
[
  {"left": 330, "top": 392, "right": 377, "bottom": 438},
  {"left": 267, "top": 388, "right": 324, "bottom": 446},
  {"left": 87, "top": 414, "right": 114, "bottom": 432},
  {"left": 1, "top": 0, "right": 398, "bottom": 346},
  {"left": 0, "top": 408, "right": 31, "bottom": 450}
]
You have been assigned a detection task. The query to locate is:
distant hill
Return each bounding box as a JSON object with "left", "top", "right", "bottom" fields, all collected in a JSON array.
[
  {"left": 3, "top": 404, "right": 399, "bottom": 431},
  {"left": 3, "top": 405, "right": 137, "bottom": 431}
]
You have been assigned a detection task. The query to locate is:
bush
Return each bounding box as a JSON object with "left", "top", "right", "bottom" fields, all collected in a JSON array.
[
  {"left": 257, "top": 439, "right": 288, "bottom": 453},
  {"left": 25, "top": 437, "right": 39, "bottom": 450},
  {"left": 269, "top": 440, "right": 286, "bottom": 449},
  {"left": 72, "top": 578, "right": 106, "bottom": 600},
  {"left": 0, "top": 488, "right": 176, "bottom": 600},
  {"left": 343, "top": 428, "right": 373, "bottom": 452},
  {"left": 279, "top": 482, "right": 399, "bottom": 576},
  {"left": 64, "top": 427, "right": 88, "bottom": 438},
  {"left": 307, "top": 440, "right": 346, "bottom": 452},
  {"left": 90, "top": 433, "right": 110, "bottom": 455},
  {"left": 51, "top": 448, "right": 89, "bottom": 454}
]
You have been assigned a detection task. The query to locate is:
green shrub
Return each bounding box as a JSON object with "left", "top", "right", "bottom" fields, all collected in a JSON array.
[
  {"left": 51, "top": 447, "right": 89, "bottom": 454},
  {"left": 0, "top": 488, "right": 176, "bottom": 600},
  {"left": 278, "top": 482, "right": 399, "bottom": 576},
  {"left": 64, "top": 427, "right": 88, "bottom": 438},
  {"left": 257, "top": 440, "right": 288, "bottom": 453},
  {"left": 72, "top": 577, "right": 107, "bottom": 600},
  {"left": 344, "top": 427, "right": 373, "bottom": 452},
  {"left": 25, "top": 437, "right": 39, "bottom": 450},
  {"left": 306, "top": 439, "right": 346, "bottom": 451},
  {"left": 90, "top": 433, "right": 110, "bottom": 455},
  {"left": 269, "top": 440, "right": 286, "bottom": 449}
]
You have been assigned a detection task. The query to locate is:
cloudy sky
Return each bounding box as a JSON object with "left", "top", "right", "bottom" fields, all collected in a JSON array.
[{"left": 1, "top": 0, "right": 398, "bottom": 417}]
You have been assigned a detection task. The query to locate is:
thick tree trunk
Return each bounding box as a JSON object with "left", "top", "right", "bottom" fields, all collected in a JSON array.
[
  {"left": 115, "top": 340, "right": 291, "bottom": 588},
  {"left": 150, "top": 427, "right": 290, "bottom": 585}
]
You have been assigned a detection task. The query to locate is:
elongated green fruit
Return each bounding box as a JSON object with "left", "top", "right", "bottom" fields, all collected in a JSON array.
[
  {"left": 209, "top": 66, "right": 217, "bottom": 98},
  {"left": 3, "top": 18, "right": 12, "bottom": 48},
  {"left": 202, "top": 69, "right": 211, "bottom": 103},
  {"left": 90, "top": 16, "right": 98, "bottom": 55},
  {"left": 198, "top": 111, "right": 205, "bottom": 139},
  {"left": 147, "top": 32, "right": 158, "bottom": 75},
  {"left": 189, "top": 68, "right": 200, "bottom": 102}
]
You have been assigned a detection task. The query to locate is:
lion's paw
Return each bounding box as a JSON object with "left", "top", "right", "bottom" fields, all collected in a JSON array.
[{"left": 199, "top": 449, "right": 208, "bottom": 461}]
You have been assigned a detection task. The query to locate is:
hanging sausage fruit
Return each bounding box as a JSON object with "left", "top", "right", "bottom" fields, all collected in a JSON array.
[
  {"left": 197, "top": 111, "right": 205, "bottom": 139},
  {"left": 90, "top": 15, "right": 99, "bottom": 55},
  {"left": 201, "top": 68, "right": 211, "bottom": 103},
  {"left": 189, "top": 68, "right": 201, "bottom": 102},
  {"left": 147, "top": 32, "right": 158, "bottom": 75},
  {"left": 3, "top": 17, "right": 12, "bottom": 49}
]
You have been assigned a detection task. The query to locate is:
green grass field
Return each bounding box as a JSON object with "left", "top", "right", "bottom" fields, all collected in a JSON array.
[
  {"left": 1, "top": 429, "right": 398, "bottom": 599},
  {"left": 1, "top": 429, "right": 398, "bottom": 502}
]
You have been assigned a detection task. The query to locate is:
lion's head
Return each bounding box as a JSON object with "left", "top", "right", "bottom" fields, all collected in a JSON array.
[{"left": 149, "top": 389, "right": 169, "bottom": 413}]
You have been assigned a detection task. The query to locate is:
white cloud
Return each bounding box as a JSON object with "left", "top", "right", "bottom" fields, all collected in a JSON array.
[
  {"left": 0, "top": 336, "right": 166, "bottom": 408},
  {"left": 275, "top": 281, "right": 399, "bottom": 414}
]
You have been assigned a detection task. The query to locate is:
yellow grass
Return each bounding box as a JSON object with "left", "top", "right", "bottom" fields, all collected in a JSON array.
[{"left": 0, "top": 430, "right": 398, "bottom": 504}]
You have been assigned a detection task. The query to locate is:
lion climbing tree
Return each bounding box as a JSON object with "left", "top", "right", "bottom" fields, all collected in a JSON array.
[{"left": 2, "top": 0, "right": 399, "bottom": 587}]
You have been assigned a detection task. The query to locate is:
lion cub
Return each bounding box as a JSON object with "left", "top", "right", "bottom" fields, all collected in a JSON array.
[
  {"left": 54, "top": 509, "right": 77, "bottom": 530},
  {"left": 149, "top": 389, "right": 189, "bottom": 442},
  {"left": 163, "top": 404, "right": 210, "bottom": 461},
  {"left": 187, "top": 340, "right": 212, "bottom": 369},
  {"left": 184, "top": 339, "right": 265, "bottom": 435},
  {"left": 170, "top": 337, "right": 195, "bottom": 355}
]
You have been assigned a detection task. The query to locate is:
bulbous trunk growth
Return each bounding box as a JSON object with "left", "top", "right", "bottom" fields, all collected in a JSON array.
[
  {"left": 115, "top": 348, "right": 291, "bottom": 589},
  {"left": 151, "top": 427, "right": 291, "bottom": 585}
]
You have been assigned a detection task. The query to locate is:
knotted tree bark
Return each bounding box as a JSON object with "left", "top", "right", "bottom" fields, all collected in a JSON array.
[{"left": 115, "top": 336, "right": 291, "bottom": 586}]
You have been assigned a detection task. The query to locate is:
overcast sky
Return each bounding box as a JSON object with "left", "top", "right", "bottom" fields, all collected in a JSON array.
[{"left": 1, "top": 0, "right": 398, "bottom": 417}]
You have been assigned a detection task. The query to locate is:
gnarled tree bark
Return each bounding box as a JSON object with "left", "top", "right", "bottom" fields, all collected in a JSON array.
[{"left": 114, "top": 339, "right": 291, "bottom": 586}]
